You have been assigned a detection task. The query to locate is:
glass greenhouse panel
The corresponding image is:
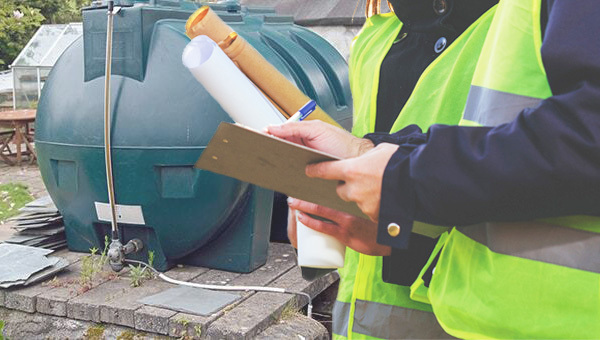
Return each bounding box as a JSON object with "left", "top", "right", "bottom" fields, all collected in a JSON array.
[
  {"left": 11, "top": 23, "right": 83, "bottom": 109},
  {"left": 40, "top": 24, "right": 83, "bottom": 67},
  {"left": 13, "top": 25, "right": 69, "bottom": 67},
  {"left": 13, "top": 67, "right": 42, "bottom": 109}
]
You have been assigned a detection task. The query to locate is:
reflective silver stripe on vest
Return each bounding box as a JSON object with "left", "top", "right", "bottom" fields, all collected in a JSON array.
[
  {"left": 332, "top": 300, "right": 350, "bottom": 337},
  {"left": 332, "top": 299, "right": 454, "bottom": 339},
  {"left": 458, "top": 222, "right": 600, "bottom": 273},
  {"left": 463, "top": 85, "right": 542, "bottom": 126}
]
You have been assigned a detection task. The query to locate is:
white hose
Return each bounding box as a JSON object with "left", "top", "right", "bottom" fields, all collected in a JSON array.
[{"left": 125, "top": 259, "right": 313, "bottom": 318}]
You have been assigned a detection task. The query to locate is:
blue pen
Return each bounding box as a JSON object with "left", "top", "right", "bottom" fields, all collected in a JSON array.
[{"left": 287, "top": 100, "right": 317, "bottom": 123}]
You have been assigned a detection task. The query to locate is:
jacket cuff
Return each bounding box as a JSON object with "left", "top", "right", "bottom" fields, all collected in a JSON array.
[
  {"left": 364, "top": 124, "right": 426, "bottom": 146},
  {"left": 376, "top": 145, "right": 417, "bottom": 249}
]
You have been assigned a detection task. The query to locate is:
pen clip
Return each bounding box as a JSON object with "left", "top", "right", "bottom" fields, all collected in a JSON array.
[{"left": 298, "top": 100, "right": 317, "bottom": 121}]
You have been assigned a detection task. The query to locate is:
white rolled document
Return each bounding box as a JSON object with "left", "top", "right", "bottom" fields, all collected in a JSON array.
[
  {"left": 182, "top": 35, "right": 285, "bottom": 130},
  {"left": 295, "top": 212, "right": 345, "bottom": 269}
]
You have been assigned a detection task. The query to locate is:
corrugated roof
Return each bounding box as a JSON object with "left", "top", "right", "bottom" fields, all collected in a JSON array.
[{"left": 241, "top": 0, "right": 391, "bottom": 25}]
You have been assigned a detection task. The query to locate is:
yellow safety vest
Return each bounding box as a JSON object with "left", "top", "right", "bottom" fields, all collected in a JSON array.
[
  {"left": 425, "top": 1, "right": 600, "bottom": 338},
  {"left": 335, "top": 7, "right": 497, "bottom": 339}
]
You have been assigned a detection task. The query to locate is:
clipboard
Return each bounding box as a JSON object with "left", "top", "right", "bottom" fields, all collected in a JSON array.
[
  {"left": 195, "top": 122, "right": 367, "bottom": 219},
  {"left": 195, "top": 122, "right": 449, "bottom": 238}
]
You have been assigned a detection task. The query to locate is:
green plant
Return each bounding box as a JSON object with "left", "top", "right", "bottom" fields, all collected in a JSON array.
[
  {"left": 128, "top": 264, "right": 146, "bottom": 288},
  {"left": 0, "top": 1, "right": 94, "bottom": 70},
  {"left": 115, "top": 330, "right": 146, "bottom": 340},
  {"left": 128, "top": 251, "right": 155, "bottom": 287},
  {"left": 0, "top": 320, "right": 5, "bottom": 340},
  {"left": 148, "top": 250, "right": 155, "bottom": 267},
  {"left": 277, "top": 302, "right": 300, "bottom": 322},
  {"left": 0, "top": 183, "right": 33, "bottom": 222},
  {"left": 0, "top": 2, "right": 44, "bottom": 71},
  {"left": 79, "top": 236, "right": 110, "bottom": 291},
  {"left": 172, "top": 318, "right": 193, "bottom": 340},
  {"left": 194, "top": 325, "right": 202, "bottom": 338},
  {"left": 83, "top": 324, "right": 105, "bottom": 340}
]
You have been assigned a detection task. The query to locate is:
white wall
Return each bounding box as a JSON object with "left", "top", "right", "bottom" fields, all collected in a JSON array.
[{"left": 306, "top": 26, "right": 362, "bottom": 61}]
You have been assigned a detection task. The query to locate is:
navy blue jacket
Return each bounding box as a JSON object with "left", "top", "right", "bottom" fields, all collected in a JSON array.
[{"left": 366, "top": 0, "right": 600, "bottom": 252}]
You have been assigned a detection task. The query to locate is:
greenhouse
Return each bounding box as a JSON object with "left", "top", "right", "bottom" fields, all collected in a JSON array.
[{"left": 10, "top": 23, "right": 83, "bottom": 110}]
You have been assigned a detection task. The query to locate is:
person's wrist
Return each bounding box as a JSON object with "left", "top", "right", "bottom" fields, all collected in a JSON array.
[{"left": 353, "top": 138, "right": 375, "bottom": 157}]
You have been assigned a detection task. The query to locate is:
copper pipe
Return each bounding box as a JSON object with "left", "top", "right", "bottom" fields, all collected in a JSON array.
[
  {"left": 365, "top": 0, "right": 380, "bottom": 18},
  {"left": 365, "top": 1, "right": 395, "bottom": 18}
]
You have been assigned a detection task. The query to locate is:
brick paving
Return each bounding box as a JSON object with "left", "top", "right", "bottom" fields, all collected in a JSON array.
[{"left": 0, "top": 157, "right": 337, "bottom": 339}]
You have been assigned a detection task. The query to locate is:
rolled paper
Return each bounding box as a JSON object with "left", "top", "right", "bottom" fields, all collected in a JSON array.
[
  {"left": 182, "top": 35, "right": 285, "bottom": 130},
  {"left": 186, "top": 6, "right": 343, "bottom": 129}
]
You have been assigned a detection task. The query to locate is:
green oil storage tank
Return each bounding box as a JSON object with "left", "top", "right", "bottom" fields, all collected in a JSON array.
[{"left": 35, "top": 0, "right": 352, "bottom": 272}]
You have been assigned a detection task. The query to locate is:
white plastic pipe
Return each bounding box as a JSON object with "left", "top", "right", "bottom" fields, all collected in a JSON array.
[
  {"left": 124, "top": 259, "right": 312, "bottom": 318},
  {"left": 182, "top": 35, "right": 285, "bottom": 130}
]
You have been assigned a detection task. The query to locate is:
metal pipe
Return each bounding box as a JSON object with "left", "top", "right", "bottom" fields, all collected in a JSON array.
[
  {"left": 103, "top": 0, "right": 119, "bottom": 241},
  {"left": 102, "top": 2, "right": 143, "bottom": 272}
]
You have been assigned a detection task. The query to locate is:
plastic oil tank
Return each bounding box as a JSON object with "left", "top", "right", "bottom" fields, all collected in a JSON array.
[{"left": 35, "top": 0, "right": 353, "bottom": 272}]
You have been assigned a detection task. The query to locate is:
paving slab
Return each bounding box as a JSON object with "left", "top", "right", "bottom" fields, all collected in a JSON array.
[
  {"left": 67, "top": 273, "right": 167, "bottom": 327},
  {"left": 4, "top": 277, "right": 56, "bottom": 313},
  {"left": 163, "top": 263, "right": 209, "bottom": 282},
  {"left": 99, "top": 278, "right": 172, "bottom": 328},
  {"left": 36, "top": 260, "right": 124, "bottom": 317},
  {"left": 0, "top": 306, "right": 150, "bottom": 340},
  {"left": 134, "top": 305, "right": 178, "bottom": 335},
  {"left": 165, "top": 242, "right": 299, "bottom": 338},
  {"left": 256, "top": 314, "right": 329, "bottom": 340},
  {"left": 2, "top": 243, "right": 339, "bottom": 339},
  {"left": 166, "top": 269, "right": 243, "bottom": 338},
  {"left": 140, "top": 286, "right": 241, "bottom": 316},
  {"left": 204, "top": 266, "right": 338, "bottom": 339}
]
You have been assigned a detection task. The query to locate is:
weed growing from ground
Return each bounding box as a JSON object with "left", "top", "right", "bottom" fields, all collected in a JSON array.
[
  {"left": 128, "top": 250, "right": 155, "bottom": 287},
  {"left": 0, "top": 319, "right": 5, "bottom": 340},
  {"left": 79, "top": 235, "right": 110, "bottom": 292}
]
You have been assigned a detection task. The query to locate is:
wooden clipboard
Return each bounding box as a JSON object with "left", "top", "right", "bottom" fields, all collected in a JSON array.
[
  {"left": 195, "top": 122, "right": 449, "bottom": 238},
  {"left": 195, "top": 122, "right": 367, "bottom": 219}
]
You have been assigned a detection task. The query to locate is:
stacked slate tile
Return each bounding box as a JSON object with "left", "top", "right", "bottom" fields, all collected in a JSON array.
[
  {"left": 4, "top": 196, "right": 66, "bottom": 250},
  {"left": 0, "top": 243, "right": 68, "bottom": 288}
]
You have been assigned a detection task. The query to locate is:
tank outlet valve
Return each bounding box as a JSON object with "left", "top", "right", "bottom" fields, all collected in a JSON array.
[{"left": 108, "top": 238, "right": 144, "bottom": 272}]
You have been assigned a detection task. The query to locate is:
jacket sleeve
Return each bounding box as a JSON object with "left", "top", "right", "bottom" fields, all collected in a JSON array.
[{"left": 375, "top": 0, "right": 600, "bottom": 249}]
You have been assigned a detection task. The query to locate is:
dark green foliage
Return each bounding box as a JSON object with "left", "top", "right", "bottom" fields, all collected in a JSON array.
[{"left": 0, "top": 0, "right": 92, "bottom": 70}]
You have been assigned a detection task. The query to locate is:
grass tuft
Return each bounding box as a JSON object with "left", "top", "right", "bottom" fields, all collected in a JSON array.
[{"left": 0, "top": 183, "right": 33, "bottom": 222}]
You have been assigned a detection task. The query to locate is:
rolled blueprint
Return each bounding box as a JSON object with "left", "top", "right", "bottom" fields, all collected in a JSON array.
[
  {"left": 185, "top": 6, "right": 343, "bottom": 129},
  {"left": 182, "top": 35, "right": 286, "bottom": 130}
]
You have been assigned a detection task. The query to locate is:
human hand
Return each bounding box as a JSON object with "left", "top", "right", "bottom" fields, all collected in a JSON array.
[
  {"left": 287, "top": 206, "right": 299, "bottom": 248},
  {"left": 266, "top": 120, "right": 374, "bottom": 159},
  {"left": 288, "top": 198, "right": 391, "bottom": 256},
  {"left": 306, "top": 143, "right": 399, "bottom": 221}
]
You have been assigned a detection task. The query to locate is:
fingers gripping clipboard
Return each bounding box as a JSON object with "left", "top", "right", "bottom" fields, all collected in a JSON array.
[
  {"left": 195, "top": 122, "right": 449, "bottom": 238},
  {"left": 195, "top": 122, "right": 367, "bottom": 219}
]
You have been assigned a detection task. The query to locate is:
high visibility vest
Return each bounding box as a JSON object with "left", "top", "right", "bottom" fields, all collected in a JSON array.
[
  {"left": 425, "top": 1, "right": 600, "bottom": 338},
  {"left": 335, "top": 8, "right": 497, "bottom": 339}
]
